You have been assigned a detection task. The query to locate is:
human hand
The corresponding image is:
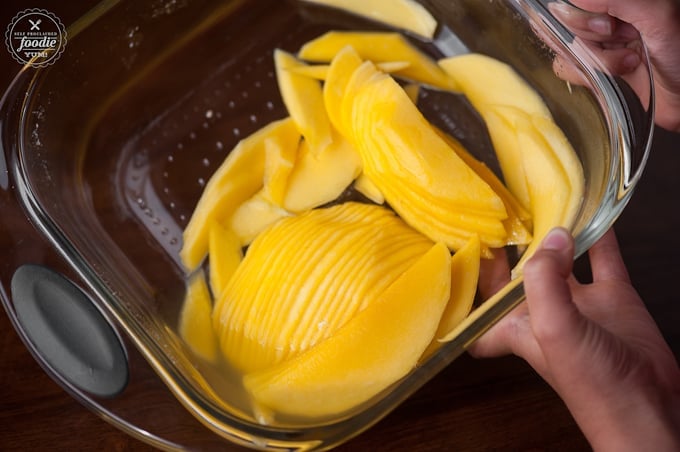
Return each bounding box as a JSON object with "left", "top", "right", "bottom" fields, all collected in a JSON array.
[
  {"left": 549, "top": 0, "right": 680, "bottom": 132},
  {"left": 470, "top": 227, "right": 680, "bottom": 451}
]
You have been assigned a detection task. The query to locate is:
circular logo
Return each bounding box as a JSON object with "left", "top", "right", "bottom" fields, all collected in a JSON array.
[{"left": 5, "top": 9, "right": 67, "bottom": 68}]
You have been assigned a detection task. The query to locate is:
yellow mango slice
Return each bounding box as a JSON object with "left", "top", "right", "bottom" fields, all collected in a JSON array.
[
  {"left": 287, "top": 61, "right": 411, "bottom": 80},
  {"left": 213, "top": 202, "right": 434, "bottom": 374},
  {"left": 323, "top": 45, "right": 365, "bottom": 134},
  {"left": 274, "top": 50, "right": 332, "bottom": 155},
  {"left": 344, "top": 63, "right": 508, "bottom": 250},
  {"left": 354, "top": 173, "right": 384, "bottom": 204},
  {"left": 438, "top": 53, "right": 552, "bottom": 118},
  {"left": 180, "top": 117, "right": 299, "bottom": 272},
  {"left": 229, "top": 191, "right": 293, "bottom": 246},
  {"left": 511, "top": 112, "right": 583, "bottom": 273},
  {"left": 208, "top": 221, "right": 243, "bottom": 300},
  {"left": 262, "top": 131, "right": 299, "bottom": 206},
  {"left": 300, "top": 0, "right": 437, "bottom": 39},
  {"left": 422, "top": 235, "right": 480, "bottom": 358},
  {"left": 179, "top": 271, "right": 219, "bottom": 363},
  {"left": 282, "top": 134, "right": 361, "bottom": 212},
  {"left": 299, "top": 31, "right": 457, "bottom": 91},
  {"left": 243, "top": 241, "right": 451, "bottom": 418}
]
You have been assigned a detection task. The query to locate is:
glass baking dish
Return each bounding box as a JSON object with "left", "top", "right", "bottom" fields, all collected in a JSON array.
[{"left": 0, "top": 0, "right": 653, "bottom": 450}]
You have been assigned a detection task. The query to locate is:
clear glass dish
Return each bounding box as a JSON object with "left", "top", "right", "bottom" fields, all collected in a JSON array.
[{"left": 0, "top": 0, "right": 654, "bottom": 450}]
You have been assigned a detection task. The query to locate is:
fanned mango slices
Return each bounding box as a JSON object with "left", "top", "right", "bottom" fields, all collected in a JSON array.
[
  {"left": 179, "top": 117, "right": 299, "bottom": 271},
  {"left": 213, "top": 202, "right": 435, "bottom": 374},
  {"left": 300, "top": 0, "right": 437, "bottom": 39},
  {"left": 243, "top": 241, "right": 451, "bottom": 418},
  {"left": 435, "top": 129, "right": 532, "bottom": 246},
  {"left": 340, "top": 61, "right": 509, "bottom": 251},
  {"left": 299, "top": 31, "right": 457, "bottom": 91}
]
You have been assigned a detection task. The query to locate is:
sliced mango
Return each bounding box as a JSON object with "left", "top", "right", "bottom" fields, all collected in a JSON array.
[
  {"left": 213, "top": 202, "right": 435, "bottom": 374},
  {"left": 423, "top": 235, "right": 480, "bottom": 358},
  {"left": 438, "top": 53, "right": 552, "bottom": 118},
  {"left": 438, "top": 53, "right": 553, "bottom": 210},
  {"left": 180, "top": 117, "right": 299, "bottom": 271},
  {"left": 179, "top": 271, "right": 219, "bottom": 363},
  {"left": 208, "top": 221, "right": 243, "bottom": 300},
  {"left": 436, "top": 128, "right": 532, "bottom": 245},
  {"left": 243, "top": 241, "right": 451, "bottom": 418},
  {"left": 229, "top": 191, "right": 293, "bottom": 246},
  {"left": 511, "top": 112, "right": 583, "bottom": 273},
  {"left": 282, "top": 134, "right": 361, "bottom": 212},
  {"left": 343, "top": 63, "right": 508, "bottom": 251},
  {"left": 300, "top": 31, "right": 457, "bottom": 91},
  {"left": 287, "top": 61, "right": 411, "bottom": 80},
  {"left": 354, "top": 173, "right": 384, "bottom": 204},
  {"left": 262, "top": 131, "right": 299, "bottom": 206},
  {"left": 300, "top": 0, "right": 437, "bottom": 39},
  {"left": 274, "top": 50, "right": 332, "bottom": 155}
]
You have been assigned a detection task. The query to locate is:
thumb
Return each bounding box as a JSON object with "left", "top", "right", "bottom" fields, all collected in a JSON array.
[{"left": 522, "top": 228, "right": 587, "bottom": 365}]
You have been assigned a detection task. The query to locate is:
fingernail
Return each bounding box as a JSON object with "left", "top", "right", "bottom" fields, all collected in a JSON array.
[
  {"left": 541, "top": 228, "right": 571, "bottom": 251},
  {"left": 549, "top": 2, "right": 574, "bottom": 19},
  {"left": 622, "top": 52, "right": 641, "bottom": 71},
  {"left": 587, "top": 15, "right": 613, "bottom": 35}
]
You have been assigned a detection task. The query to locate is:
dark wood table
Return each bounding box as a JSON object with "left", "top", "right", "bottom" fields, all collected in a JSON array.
[{"left": 1, "top": 2, "right": 678, "bottom": 451}]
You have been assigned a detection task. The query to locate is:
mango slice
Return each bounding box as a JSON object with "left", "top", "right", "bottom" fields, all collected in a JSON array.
[
  {"left": 427, "top": 235, "right": 480, "bottom": 354},
  {"left": 287, "top": 61, "right": 411, "bottom": 80},
  {"left": 179, "top": 271, "right": 219, "bottom": 363},
  {"left": 354, "top": 173, "right": 384, "bottom": 204},
  {"left": 282, "top": 134, "right": 361, "bottom": 212},
  {"left": 262, "top": 129, "right": 299, "bottom": 206},
  {"left": 243, "top": 241, "right": 451, "bottom": 418},
  {"left": 208, "top": 221, "right": 243, "bottom": 300},
  {"left": 511, "top": 112, "right": 584, "bottom": 272},
  {"left": 180, "top": 117, "right": 299, "bottom": 271},
  {"left": 323, "top": 45, "right": 365, "bottom": 134},
  {"left": 274, "top": 50, "right": 332, "bottom": 155},
  {"left": 437, "top": 53, "right": 552, "bottom": 118},
  {"left": 301, "top": 0, "right": 437, "bottom": 39},
  {"left": 213, "top": 202, "right": 435, "bottom": 374},
  {"left": 229, "top": 191, "right": 292, "bottom": 246},
  {"left": 299, "top": 31, "right": 457, "bottom": 91}
]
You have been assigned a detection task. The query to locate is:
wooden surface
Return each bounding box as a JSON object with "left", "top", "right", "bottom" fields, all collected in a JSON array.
[{"left": 1, "top": 2, "right": 679, "bottom": 451}]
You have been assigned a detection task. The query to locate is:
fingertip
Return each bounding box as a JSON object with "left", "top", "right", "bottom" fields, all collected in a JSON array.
[{"left": 540, "top": 227, "right": 573, "bottom": 252}]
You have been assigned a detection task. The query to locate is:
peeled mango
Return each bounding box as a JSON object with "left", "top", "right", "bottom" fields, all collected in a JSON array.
[{"left": 243, "top": 239, "right": 451, "bottom": 417}]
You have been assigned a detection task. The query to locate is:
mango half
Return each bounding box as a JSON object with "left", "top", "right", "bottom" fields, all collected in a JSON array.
[
  {"left": 335, "top": 58, "right": 510, "bottom": 252},
  {"left": 243, "top": 240, "right": 451, "bottom": 418},
  {"left": 213, "top": 202, "right": 436, "bottom": 374}
]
